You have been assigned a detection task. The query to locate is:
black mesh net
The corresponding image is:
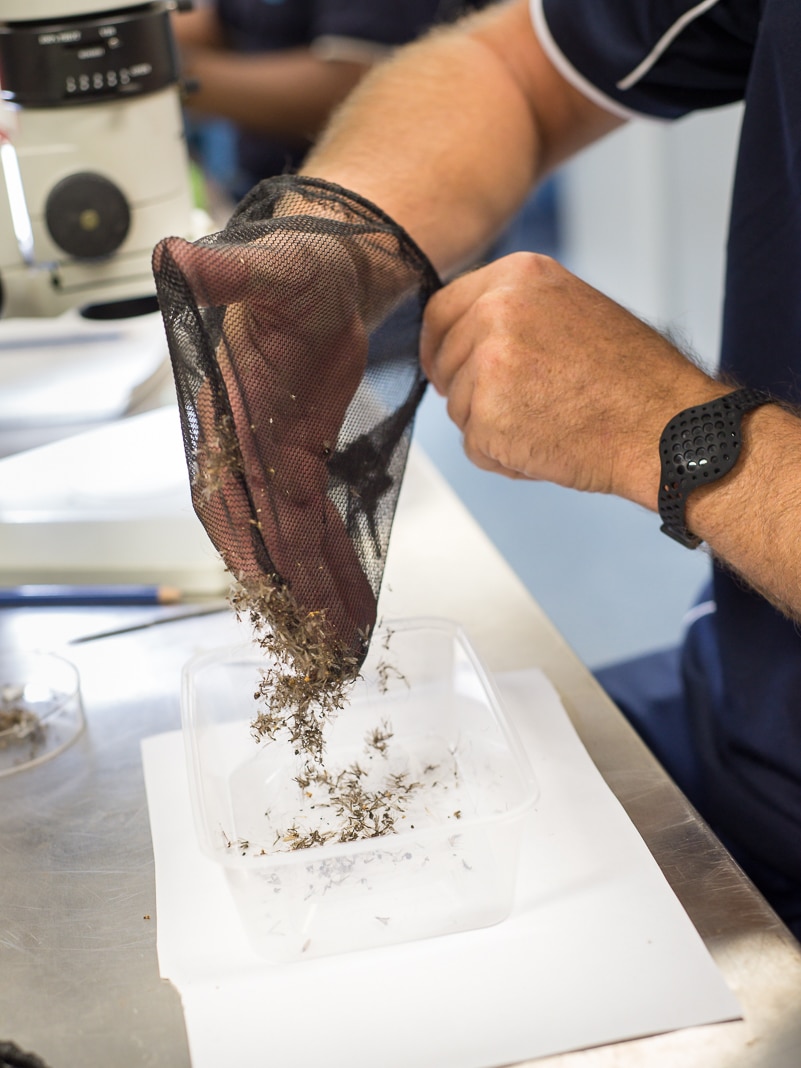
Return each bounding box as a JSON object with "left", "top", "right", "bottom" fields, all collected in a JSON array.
[{"left": 152, "top": 176, "right": 439, "bottom": 692}]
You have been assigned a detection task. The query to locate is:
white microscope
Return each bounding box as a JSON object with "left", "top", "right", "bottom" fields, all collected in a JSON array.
[
  {"left": 0, "top": 0, "right": 194, "bottom": 318},
  {"left": 0, "top": 1, "right": 226, "bottom": 593}
]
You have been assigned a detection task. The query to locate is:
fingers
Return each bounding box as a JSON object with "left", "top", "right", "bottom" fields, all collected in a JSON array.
[
  {"left": 419, "top": 254, "right": 551, "bottom": 482},
  {"left": 155, "top": 230, "right": 366, "bottom": 328},
  {"left": 420, "top": 266, "right": 489, "bottom": 391},
  {"left": 421, "top": 264, "right": 507, "bottom": 433},
  {"left": 191, "top": 424, "right": 375, "bottom": 653},
  {"left": 154, "top": 236, "right": 257, "bottom": 307},
  {"left": 304, "top": 498, "right": 378, "bottom": 649},
  {"left": 191, "top": 321, "right": 375, "bottom": 654},
  {"left": 461, "top": 434, "right": 530, "bottom": 479}
]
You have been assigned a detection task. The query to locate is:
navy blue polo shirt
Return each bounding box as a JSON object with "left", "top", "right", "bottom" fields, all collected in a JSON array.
[
  {"left": 533, "top": 0, "right": 801, "bottom": 932},
  {"left": 216, "top": 0, "right": 469, "bottom": 188}
]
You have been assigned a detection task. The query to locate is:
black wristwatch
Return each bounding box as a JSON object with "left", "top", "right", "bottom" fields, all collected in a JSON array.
[{"left": 658, "top": 387, "right": 772, "bottom": 548}]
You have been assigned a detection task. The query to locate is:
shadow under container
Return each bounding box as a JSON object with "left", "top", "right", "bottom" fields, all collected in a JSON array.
[{"left": 182, "top": 617, "right": 538, "bottom": 963}]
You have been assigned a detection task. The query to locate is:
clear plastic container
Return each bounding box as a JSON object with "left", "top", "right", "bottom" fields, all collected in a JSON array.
[
  {"left": 181, "top": 617, "right": 538, "bottom": 963},
  {"left": 0, "top": 650, "right": 84, "bottom": 777}
]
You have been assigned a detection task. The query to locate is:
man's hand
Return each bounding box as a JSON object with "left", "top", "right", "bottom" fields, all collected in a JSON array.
[
  {"left": 420, "top": 250, "right": 801, "bottom": 622},
  {"left": 419, "top": 252, "right": 720, "bottom": 508},
  {"left": 154, "top": 230, "right": 377, "bottom": 653}
]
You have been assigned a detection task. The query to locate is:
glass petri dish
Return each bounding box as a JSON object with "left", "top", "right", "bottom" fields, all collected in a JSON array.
[{"left": 0, "top": 650, "right": 85, "bottom": 777}]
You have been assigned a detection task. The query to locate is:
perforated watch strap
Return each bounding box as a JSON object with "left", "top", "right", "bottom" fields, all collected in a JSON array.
[{"left": 658, "top": 387, "right": 772, "bottom": 549}]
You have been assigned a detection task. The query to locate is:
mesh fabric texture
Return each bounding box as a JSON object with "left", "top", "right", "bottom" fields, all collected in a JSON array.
[{"left": 152, "top": 176, "right": 440, "bottom": 662}]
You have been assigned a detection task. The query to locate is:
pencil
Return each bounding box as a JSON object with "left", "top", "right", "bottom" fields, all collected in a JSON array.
[{"left": 0, "top": 585, "right": 183, "bottom": 608}]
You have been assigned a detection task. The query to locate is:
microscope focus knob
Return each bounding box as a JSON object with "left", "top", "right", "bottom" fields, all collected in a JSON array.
[{"left": 45, "top": 172, "right": 131, "bottom": 260}]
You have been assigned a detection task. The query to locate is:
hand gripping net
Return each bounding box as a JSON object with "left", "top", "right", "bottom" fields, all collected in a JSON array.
[{"left": 152, "top": 176, "right": 439, "bottom": 720}]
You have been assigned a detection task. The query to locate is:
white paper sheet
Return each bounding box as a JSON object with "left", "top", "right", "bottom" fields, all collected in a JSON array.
[{"left": 141, "top": 668, "right": 740, "bottom": 1068}]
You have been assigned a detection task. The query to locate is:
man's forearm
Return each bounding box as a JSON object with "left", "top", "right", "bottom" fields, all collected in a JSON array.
[
  {"left": 685, "top": 402, "right": 801, "bottom": 620},
  {"left": 303, "top": 1, "right": 620, "bottom": 275},
  {"left": 606, "top": 371, "right": 801, "bottom": 622}
]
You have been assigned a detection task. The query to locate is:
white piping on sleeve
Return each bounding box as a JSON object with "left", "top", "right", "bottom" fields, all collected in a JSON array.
[
  {"left": 682, "top": 599, "right": 717, "bottom": 629},
  {"left": 617, "top": 0, "right": 723, "bottom": 90},
  {"left": 529, "top": 0, "right": 664, "bottom": 122},
  {"left": 310, "top": 35, "right": 392, "bottom": 64}
]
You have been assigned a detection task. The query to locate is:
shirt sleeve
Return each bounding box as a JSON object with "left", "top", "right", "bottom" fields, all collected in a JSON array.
[{"left": 533, "top": 0, "right": 759, "bottom": 120}]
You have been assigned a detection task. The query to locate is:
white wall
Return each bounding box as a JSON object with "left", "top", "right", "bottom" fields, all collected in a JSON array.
[{"left": 561, "top": 103, "right": 744, "bottom": 370}]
